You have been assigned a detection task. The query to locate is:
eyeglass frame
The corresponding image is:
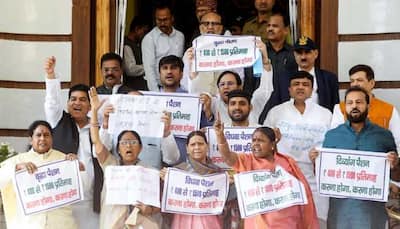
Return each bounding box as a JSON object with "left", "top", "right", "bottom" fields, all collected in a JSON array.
[
  {"left": 119, "top": 140, "right": 140, "bottom": 146},
  {"left": 200, "top": 21, "right": 222, "bottom": 27}
]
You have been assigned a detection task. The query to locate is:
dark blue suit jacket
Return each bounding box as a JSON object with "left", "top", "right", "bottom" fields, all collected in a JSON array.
[{"left": 315, "top": 68, "right": 340, "bottom": 112}]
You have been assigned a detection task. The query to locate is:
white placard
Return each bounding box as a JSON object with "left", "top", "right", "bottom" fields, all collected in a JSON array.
[
  {"left": 193, "top": 35, "right": 259, "bottom": 72},
  {"left": 206, "top": 127, "right": 255, "bottom": 169},
  {"left": 234, "top": 167, "right": 308, "bottom": 218},
  {"left": 141, "top": 92, "right": 202, "bottom": 138},
  {"left": 105, "top": 165, "right": 160, "bottom": 207},
  {"left": 14, "top": 159, "right": 83, "bottom": 215},
  {"left": 161, "top": 168, "right": 229, "bottom": 215},
  {"left": 108, "top": 94, "right": 165, "bottom": 138},
  {"left": 316, "top": 148, "right": 390, "bottom": 202}
]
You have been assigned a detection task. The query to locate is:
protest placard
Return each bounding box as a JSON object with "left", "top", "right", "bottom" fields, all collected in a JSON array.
[
  {"left": 105, "top": 165, "right": 160, "bottom": 207},
  {"left": 141, "top": 92, "right": 202, "bottom": 138},
  {"left": 13, "top": 160, "right": 83, "bottom": 215},
  {"left": 193, "top": 35, "right": 260, "bottom": 72},
  {"left": 206, "top": 127, "right": 255, "bottom": 169},
  {"left": 234, "top": 167, "right": 308, "bottom": 218},
  {"left": 316, "top": 148, "right": 390, "bottom": 202},
  {"left": 161, "top": 168, "right": 229, "bottom": 215},
  {"left": 275, "top": 120, "right": 330, "bottom": 163},
  {"left": 108, "top": 94, "right": 165, "bottom": 138}
]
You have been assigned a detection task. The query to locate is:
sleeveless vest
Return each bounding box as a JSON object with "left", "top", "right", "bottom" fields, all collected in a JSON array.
[
  {"left": 52, "top": 111, "right": 103, "bottom": 213},
  {"left": 124, "top": 37, "right": 143, "bottom": 65}
]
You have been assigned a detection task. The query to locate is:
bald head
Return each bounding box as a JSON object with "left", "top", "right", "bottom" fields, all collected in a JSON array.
[{"left": 199, "top": 12, "right": 223, "bottom": 35}]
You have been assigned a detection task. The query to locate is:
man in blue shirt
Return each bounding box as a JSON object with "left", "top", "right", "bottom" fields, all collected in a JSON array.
[
  {"left": 157, "top": 55, "right": 213, "bottom": 163},
  {"left": 158, "top": 55, "right": 187, "bottom": 93},
  {"left": 310, "top": 86, "right": 400, "bottom": 229}
]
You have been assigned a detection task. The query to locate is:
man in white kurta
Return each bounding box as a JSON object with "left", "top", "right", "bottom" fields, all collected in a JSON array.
[
  {"left": 44, "top": 57, "right": 99, "bottom": 228},
  {"left": 264, "top": 71, "right": 332, "bottom": 227}
]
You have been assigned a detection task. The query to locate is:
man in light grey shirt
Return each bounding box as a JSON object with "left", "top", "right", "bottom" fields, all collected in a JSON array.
[{"left": 141, "top": 4, "right": 185, "bottom": 91}]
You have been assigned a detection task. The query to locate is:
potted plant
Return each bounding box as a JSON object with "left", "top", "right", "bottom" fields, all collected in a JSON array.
[{"left": 0, "top": 142, "right": 16, "bottom": 163}]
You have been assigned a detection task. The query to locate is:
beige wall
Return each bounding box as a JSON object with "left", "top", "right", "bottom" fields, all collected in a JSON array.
[
  {"left": 0, "top": 0, "right": 73, "bottom": 151},
  {"left": 337, "top": 0, "right": 400, "bottom": 109}
]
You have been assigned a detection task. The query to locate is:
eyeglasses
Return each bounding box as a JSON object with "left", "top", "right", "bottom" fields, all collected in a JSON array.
[
  {"left": 119, "top": 140, "right": 139, "bottom": 146},
  {"left": 103, "top": 67, "right": 121, "bottom": 73},
  {"left": 218, "top": 81, "right": 236, "bottom": 88},
  {"left": 200, "top": 21, "right": 222, "bottom": 27}
]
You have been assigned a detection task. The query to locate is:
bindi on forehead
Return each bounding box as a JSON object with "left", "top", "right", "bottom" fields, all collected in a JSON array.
[
  {"left": 33, "top": 128, "right": 51, "bottom": 137},
  {"left": 35, "top": 128, "right": 50, "bottom": 133}
]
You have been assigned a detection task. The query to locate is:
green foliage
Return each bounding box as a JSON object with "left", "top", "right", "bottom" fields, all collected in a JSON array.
[{"left": 0, "top": 143, "right": 17, "bottom": 163}]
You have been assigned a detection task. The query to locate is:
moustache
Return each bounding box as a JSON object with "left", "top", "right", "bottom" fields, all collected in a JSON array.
[{"left": 351, "top": 108, "right": 360, "bottom": 113}]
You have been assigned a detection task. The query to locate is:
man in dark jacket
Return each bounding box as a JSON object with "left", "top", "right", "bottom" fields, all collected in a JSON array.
[
  {"left": 259, "top": 35, "right": 339, "bottom": 123},
  {"left": 293, "top": 36, "right": 339, "bottom": 112},
  {"left": 96, "top": 52, "right": 131, "bottom": 94},
  {"left": 123, "top": 16, "right": 149, "bottom": 90}
]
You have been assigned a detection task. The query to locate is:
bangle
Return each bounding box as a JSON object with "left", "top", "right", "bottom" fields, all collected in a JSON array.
[
  {"left": 263, "top": 58, "right": 271, "bottom": 65},
  {"left": 90, "top": 123, "right": 100, "bottom": 127}
]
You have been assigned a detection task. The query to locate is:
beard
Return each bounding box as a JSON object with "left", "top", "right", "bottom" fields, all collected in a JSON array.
[
  {"left": 229, "top": 111, "right": 249, "bottom": 122},
  {"left": 347, "top": 108, "right": 368, "bottom": 123}
]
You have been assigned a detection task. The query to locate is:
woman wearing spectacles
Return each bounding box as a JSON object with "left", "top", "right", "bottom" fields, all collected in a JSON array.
[{"left": 89, "top": 87, "right": 161, "bottom": 229}]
